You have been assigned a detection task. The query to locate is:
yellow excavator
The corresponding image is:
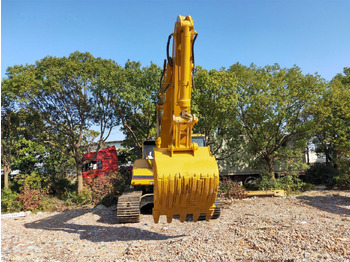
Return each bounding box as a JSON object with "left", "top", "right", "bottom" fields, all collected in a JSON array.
[{"left": 117, "top": 15, "right": 220, "bottom": 224}]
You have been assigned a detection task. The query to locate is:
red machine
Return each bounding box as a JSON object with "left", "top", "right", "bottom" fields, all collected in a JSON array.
[{"left": 82, "top": 146, "right": 118, "bottom": 180}]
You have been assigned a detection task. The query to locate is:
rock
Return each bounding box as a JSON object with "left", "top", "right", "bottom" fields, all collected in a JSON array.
[{"left": 94, "top": 204, "right": 107, "bottom": 210}]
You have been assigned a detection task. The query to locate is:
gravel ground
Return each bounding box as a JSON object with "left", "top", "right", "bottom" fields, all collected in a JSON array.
[{"left": 2, "top": 190, "right": 350, "bottom": 261}]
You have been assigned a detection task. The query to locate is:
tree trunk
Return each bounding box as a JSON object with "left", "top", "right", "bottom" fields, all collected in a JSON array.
[
  {"left": 325, "top": 147, "right": 331, "bottom": 167},
  {"left": 76, "top": 163, "right": 83, "bottom": 194},
  {"left": 3, "top": 165, "right": 10, "bottom": 189},
  {"left": 266, "top": 156, "right": 275, "bottom": 180}
]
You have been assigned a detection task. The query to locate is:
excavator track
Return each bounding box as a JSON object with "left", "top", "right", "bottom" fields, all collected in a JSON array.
[
  {"left": 117, "top": 189, "right": 142, "bottom": 223},
  {"left": 199, "top": 199, "right": 221, "bottom": 220}
]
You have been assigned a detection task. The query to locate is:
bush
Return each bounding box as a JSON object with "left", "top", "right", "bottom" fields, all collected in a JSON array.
[
  {"left": 2, "top": 186, "right": 58, "bottom": 213},
  {"left": 87, "top": 171, "right": 129, "bottom": 206},
  {"left": 74, "top": 188, "right": 93, "bottom": 205},
  {"left": 1, "top": 188, "right": 22, "bottom": 213},
  {"left": 51, "top": 177, "right": 76, "bottom": 198},
  {"left": 219, "top": 178, "right": 247, "bottom": 199},
  {"left": 64, "top": 188, "right": 93, "bottom": 206},
  {"left": 334, "top": 159, "right": 350, "bottom": 190},
  {"left": 256, "top": 175, "right": 313, "bottom": 195},
  {"left": 36, "top": 195, "right": 60, "bottom": 212},
  {"left": 304, "top": 164, "right": 337, "bottom": 185},
  {"left": 14, "top": 172, "right": 49, "bottom": 191},
  {"left": 303, "top": 161, "right": 350, "bottom": 189},
  {"left": 17, "top": 185, "right": 48, "bottom": 211},
  {"left": 88, "top": 175, "right": 115, "bottom": 205}
]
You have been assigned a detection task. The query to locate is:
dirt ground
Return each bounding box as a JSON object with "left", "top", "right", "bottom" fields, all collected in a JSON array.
[{"left": 1, "top": 190, "right": 350, "bottom": 261}]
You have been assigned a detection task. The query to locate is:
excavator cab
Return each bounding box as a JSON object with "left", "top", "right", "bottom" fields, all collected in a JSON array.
[
  {"left": 191, "top": 134, "right": 206, "bottom": 147},
  {"left": 142, "top": 141, "right": 156, "bottom": 159}
]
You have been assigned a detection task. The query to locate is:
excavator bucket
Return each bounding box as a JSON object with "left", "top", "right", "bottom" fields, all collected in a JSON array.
[{"left": 152, "top": 147, "right": 219, "bottom": 223}]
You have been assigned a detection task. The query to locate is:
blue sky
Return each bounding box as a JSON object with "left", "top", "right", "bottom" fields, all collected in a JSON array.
[{"left": 2, "top": 0, "right": 350, "bottom": 140}]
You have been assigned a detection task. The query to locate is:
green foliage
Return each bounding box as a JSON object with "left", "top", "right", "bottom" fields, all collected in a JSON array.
[
  {"left": 117, "top": 148, "right": 134, "bottom": 165},
  {"left": 75, "top": 189, "right": 93, "bottom": 205},
  {"left": 4, "top": 51, "right": 124, "bottom": 194},
  {"left": 304, "top": 164, "right": 337, "bottom": 185},
  {"left": 64, "top": 188, "right": 93, "bottom": 206},
  {"left": 229, "top": 63, "right": 325, "bottom": 177},
  {"left": 2, "top": 185, "right": 57, "bottom": 213},
  {"left": 219, "top": 178, "right": 247, "bottom": 199},
  {"left": 2, "top": 50, "right": 349, "bottom": 213},
  {"left": 14, "top": 172, "right": 49, "bottom": 191},
  {"left": 303, "top": 160, "right": 350, "bottom": 190},
  {"left": 1, "top": 91, "right": 46, "bottom": 189},
  {"left": 42, "top": 147, "right": 76, "bottom": 185},
  {"left": 117, "top": 61, "right": 161, "bottom": 158},
  {"left": 35, "top": 196, "right": 58, "bottom": 212},
  {"left": 50, "top": 177, "right": 77, "bottom": 198},
  {"left": 1, "top": 189, "right": 22, "bottom": 213},
  {"left": 333, "top": 159, "right": 350, "bottom": 190},
  {"left": 256, "top": 175, "right": 313, "bottom": 195},
  {"left": 312, "top": 67, "right": 350, "bottom": 165},
  {"left": 192, "top": 67, "right": 240, "bottom": 164}
]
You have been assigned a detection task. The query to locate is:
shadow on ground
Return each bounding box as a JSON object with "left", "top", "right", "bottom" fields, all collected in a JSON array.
[
  {"left": 297, "top": 194, "right": 350, "bottom": 216},
  {"left": 24, "top": 208, "right": 185, "bottom": 242}
]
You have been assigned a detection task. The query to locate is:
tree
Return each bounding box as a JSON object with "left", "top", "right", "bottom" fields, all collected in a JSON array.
[
  {"left": 332, "top": 67, "right": 350, "bottom": 156},
  {"left": 1, "top": 81, "right": 45, "bottom": 189},
  {"left": 313, "top": 67, "right": 350, "bottom": 164},
  {"left": 228, "top": 63, "right": 325, "bottom": 178},
  {"left": 1, "top": 82, "right": 20, "bottom": 189},
  {"left": 115, "top": 61, "right": 161, "bottom": 159},
  {"left": 192, "top": 66, "right": 240, "bottom": 165},
  {"left": 4, "top": 52, "right": 123, "bottom": 193}
]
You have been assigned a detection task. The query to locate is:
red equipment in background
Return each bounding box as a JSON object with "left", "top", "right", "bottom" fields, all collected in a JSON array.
[{"left": 82, "top": 146, "right": 118, "bottom": 179}]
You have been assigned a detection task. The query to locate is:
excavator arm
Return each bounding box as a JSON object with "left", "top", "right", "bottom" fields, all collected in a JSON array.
[{"left": 152, "top": 16, "right": 219, "bottom": 223}]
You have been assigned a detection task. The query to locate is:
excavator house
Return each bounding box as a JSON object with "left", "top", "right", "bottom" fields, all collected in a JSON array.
[{"left": 117, "top": 15, "right": 220, "bottom": 224}]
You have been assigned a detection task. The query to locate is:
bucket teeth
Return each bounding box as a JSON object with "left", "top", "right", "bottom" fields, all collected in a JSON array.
[
  {"left": 193, "top": 211, "right": 200, "bottom": 222},
  {"left": 153, "top": 172, "right": 218, "bottom": 223},
  {"left": 153, "top": 210, "right": 160, "bottom": 224},
  {"left": 206, "top": 208, "right": 215, "bottom": 221},
  {"left": 180, "top": 213, "right": 186, "bottom": 223},
  {"left": 205, "top": 213, "right": 211, "bottom": 221}
]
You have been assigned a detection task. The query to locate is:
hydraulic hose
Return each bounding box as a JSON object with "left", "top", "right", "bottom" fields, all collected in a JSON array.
[
  {"left": 192, "top": 33, "right": 198, "bottom": 90},
  {"left": 192, "top": 33, "right": 198, "bottom": 65},
  {"left": 160, "top": 82, "right": 172, "bottom": 94},
  {"left": 167, "top": 34, "right": 173, "bottom": 67}
]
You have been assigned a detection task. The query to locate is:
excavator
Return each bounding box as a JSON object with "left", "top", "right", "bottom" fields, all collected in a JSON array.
[{"left": 117, "top": 15, "right": 220, "bottom": 224}]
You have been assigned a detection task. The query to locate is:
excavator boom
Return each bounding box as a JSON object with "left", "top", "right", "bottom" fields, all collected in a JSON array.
[
  {"left": 152, "top": 15, "right": 219, "bottom": 223},
  {"left": 118, "top": 15, "right": 219, "bottom": 224}
]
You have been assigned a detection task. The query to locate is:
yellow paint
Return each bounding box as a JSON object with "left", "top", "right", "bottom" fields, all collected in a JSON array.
[
  {"left": 246, "top": 190, "right": 285, "bottom": 197},
  {"left": 131, "top": 159, "right": 154, "bottom": 186},
  {"left": 131, "top": 15, "right": 219, "bottom": 223},
  {"left": 152, "top": 15, "right": 219, "bottom": 223},
  {"left": 152, "top": 147, "right": 219, "bottom": 223}
]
